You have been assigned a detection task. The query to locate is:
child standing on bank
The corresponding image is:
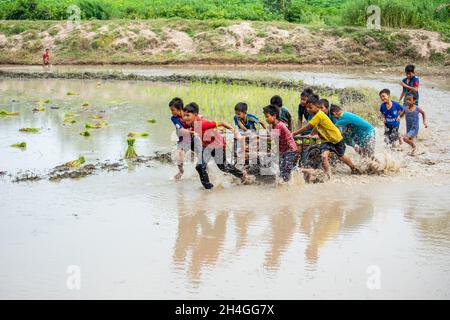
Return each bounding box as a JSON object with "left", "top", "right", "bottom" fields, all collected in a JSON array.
[{"left": 400, "top": 92, "right": 428, "bottom": 155}]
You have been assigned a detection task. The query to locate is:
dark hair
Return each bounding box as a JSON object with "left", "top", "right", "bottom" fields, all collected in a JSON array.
[
  {"left": 307, "top": 94, "right": 320, "bottom": 106},
  {"left": 379, "top": 88, "right": 391, "bottom": 96},
  {"left": 301, "top": 88, "right": 314, "bottom": 98},
  {"left": 183, "top": 102, "right": 199, "bottom": 114},
  {"left": 169, "top": 97, "right": 184, "bottom": 110},
  {"left": 406, "top": 91, "right": 418, "bottom": 100},
  {"left": 270, "top": 95, "right": 283, "bottom": 108},
  {"left": 405, "top": 64, "right": 415, "bottom": 73},
  {"left": 318, "top": 98, "right": 329, "bottom": 109},
  {"left": 263, "top": 105, "right": 280, "bottom": 118},
  {"left": 234, "top": 102, "right": 248, "bottom": 113},
  {"left": 330, "top": 104, "right": 342, "bottom": 114}
]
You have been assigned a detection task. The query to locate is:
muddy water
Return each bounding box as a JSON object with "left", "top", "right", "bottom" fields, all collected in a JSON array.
[{"left": 0, "top": 66, "right": 449, "bottom": 299}]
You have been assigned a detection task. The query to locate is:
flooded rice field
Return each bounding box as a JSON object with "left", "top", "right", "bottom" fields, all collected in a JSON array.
[{"left": 0, "top": 66, "right": 449, "bottom": 299}]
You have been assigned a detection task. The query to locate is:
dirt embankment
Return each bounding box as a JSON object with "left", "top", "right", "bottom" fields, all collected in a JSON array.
[{"left": 0, "top": 20, "right": 449, "bottom": 66}]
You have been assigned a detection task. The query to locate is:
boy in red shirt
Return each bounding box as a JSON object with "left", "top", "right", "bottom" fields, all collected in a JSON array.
[
  {"left": 263, "top": 104, "right": 298, "bottom": 182},
  {"left": 183, "top": 102, "right": 248, "bottom": 189}
]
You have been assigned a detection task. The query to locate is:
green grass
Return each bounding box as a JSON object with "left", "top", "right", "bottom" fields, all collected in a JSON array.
[{"left": 0, "top": 0, "right": 448, "bottom": 37}]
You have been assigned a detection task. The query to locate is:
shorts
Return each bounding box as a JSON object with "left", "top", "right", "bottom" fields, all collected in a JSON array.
[
  {"left": 320, "top": 140, "right": 346, "bottom": 158},
  {"left": 384, "top": 126, "right": 400, "bottom": 144},
  {"left": 406, "top": 127, "right": 419, "bottom": 138}
]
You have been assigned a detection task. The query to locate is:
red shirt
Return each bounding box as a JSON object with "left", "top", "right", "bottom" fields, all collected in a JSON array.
[
  {"left": 43, "top": 52, "right": 49, "bottom": 62},
  {"left": 189, "top": 118, "right": 225, "bottom": 148},
  {"left": 272, "top": 121, "right": 297, "bottom": 153}
]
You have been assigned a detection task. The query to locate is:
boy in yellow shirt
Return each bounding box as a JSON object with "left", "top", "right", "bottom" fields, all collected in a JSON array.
[{"left": 292, "top": 94, "right": 360, "bottom": 176}]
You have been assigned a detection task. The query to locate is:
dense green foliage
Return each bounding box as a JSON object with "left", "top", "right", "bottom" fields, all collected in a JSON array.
[{"left": 0, "top": 0, "right": 448, "bottom": 37}]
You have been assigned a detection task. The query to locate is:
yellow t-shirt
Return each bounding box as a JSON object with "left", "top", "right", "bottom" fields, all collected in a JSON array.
[{"left": 308, "top": 110, "right": 343, "bottom": 144}]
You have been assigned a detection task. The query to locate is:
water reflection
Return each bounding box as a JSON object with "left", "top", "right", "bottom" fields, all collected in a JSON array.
[{"left": 173, "top": 188, "right": 375, "bottom": 282}]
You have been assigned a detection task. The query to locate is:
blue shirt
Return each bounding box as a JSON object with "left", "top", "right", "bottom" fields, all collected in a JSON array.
[
  {"left": 234, "top": 113, "right": 259, "bottom": 131},
  {"left": 171, "top": 115, "right": 187, "bottom": 142},
  {"left": 402, "top": 76, "right": 420, "bottom": 105},
  {"left": 326, "top": 110, "right": 337, "bottom": 124},
  {"left": 380, "top": 101, "right": 403, "bottom": 128},
  {"left": 335, "top": 112, "right": 375, "bottom": 139}
]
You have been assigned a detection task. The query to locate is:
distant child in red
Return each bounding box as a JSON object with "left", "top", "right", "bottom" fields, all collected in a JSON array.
[
  {"left": 43, "top": 48, "right": 50, "bottom": 67},
  {"left": 183, "top": 102, "right": 248, "bottom": 189}
]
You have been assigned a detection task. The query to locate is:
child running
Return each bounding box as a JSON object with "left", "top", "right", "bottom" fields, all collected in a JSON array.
[
  {"left": 270, "top": 95, "right": 293, "bottom": 131},
  {"left": 292, "top": 94, "right": 360, "bottom": 177},
  {"left": 183, "top": 102, "right": 248, "bottom": 189},
  {"left": 400, "top": 92, "right": 428, "bottom": 155},
  {"left": 169, "top": 97, "right": 194, "bottom": 180},
  {"left": 234, "top": 102, "right": 266, "bottom": 131},
  {"left": 263, "top": 105, "right": 298, "bottom": 182},
  {"left": 399, "top": 64, "right": 420, "bottom": 107},
  {"left": 330, "top": 105, "right": 376, "bottom": 158},
  {"left": 379, "top": 88, "right": 403, "bottom": 146}
]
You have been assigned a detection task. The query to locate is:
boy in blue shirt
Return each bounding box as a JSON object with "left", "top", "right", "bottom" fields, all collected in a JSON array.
[
  {"left": 330, "top": 104, "right": 376, "bottom": 157},
  {"left": 234, "top": 102, "right": 266, "bottom": 132},
  {"left": 379, "top": 89, "right": 403, "bottom": 146},
  {"left": 399, "top": 64, "right": 420, "bottom": 106}
]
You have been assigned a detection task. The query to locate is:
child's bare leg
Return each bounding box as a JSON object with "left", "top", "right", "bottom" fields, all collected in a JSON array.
[
  {"left": 321, "top": 150, "right": 331, "bottom": 177},
  {"left": 174, "top": 149, "right": 185, "bottom": 180},
  {"left": 339, "top": 155, "right": 361, "bottom": 174},
  {"left": 403, "top": 136, "right": 416, "bottom": 155}
]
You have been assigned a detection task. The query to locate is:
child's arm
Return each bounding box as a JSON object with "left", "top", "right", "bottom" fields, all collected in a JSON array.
[
  {"left": 237, "top": 121, "right": 248, "bottom": 132},
  {"left": 218, "top": 121, "right": 242, "bottom": 139},
  {"left": 419, "top": 108, "right": 428, "bottom": 128},
  {"left": 400, "top": 82, "right": 419, "bottom": 92},
  {"left": 259, "top": 121, "right": 267, "bottom": 129},
  {"left": 292, "top": 124, "right": 313, "bottom": 136}
]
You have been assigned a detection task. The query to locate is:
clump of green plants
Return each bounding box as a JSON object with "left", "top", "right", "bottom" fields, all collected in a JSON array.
[
  {"left": 19, "top": 128, "right": 40, "bottom": 133},
  {"left": 128, "top": 132, "right": 149, "bottom": 138},
  {"left": 85, "top": 121, "right": 108, "bottom": 129},
  {"left": 66, "top": 91, "right": 79, "bottom": 96},
  {"left": 32, "top": 107, "right": 45, "bottom": 112},
  {"left": 124, "top": 138, "right": 138, "bottom": 159},
  {"left": 65, "top": 156, "right": 86, "bottom": 168},
  {"left": 147, "top": 118, "right": 157, "bottom": 123},
  {"left": 80, "top": 130, "right": 91, "bottom": 137},
  {"left": 0, "top": 109, "right": 19, "bottom": 116},
  {"left": 11, "top": 142, "right": 26, "bottom": 149}
]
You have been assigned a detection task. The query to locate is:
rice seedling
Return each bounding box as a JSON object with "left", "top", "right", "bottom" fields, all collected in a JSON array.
[
  {"left": 66, "top": 91, "right": 79, "bottom": 96},
  {"left": 65, "top": 156, "right": 86, "bottom": 168},
  {"left": 85, "top": 121, "right": 108, "bottom": 129},
  {"left": 124, "top": 138, "right": 138, "bottom": 159},
  {"left": 19, "top": 128, "right": 40, "bottom": 133},
  {"left": 0, "top": 109, "right": 19, "bottom": 116},
  {"left": 91, "top": 114, "right": 103, "bottom": 120},
  {"left": 128, "top": 132, "right": 149, "bottom": 138},
  {"left": 64, "top": 119, "right": 77, "bottom": 124},
  {"left": 37, "top": 99, "right": 51, "bottom": 104},
  {"left": 32, "top": 107, "right": 45, "bottom": 112},
  {"left": 147, "top": 118, "right": 157, "bottom": 124},
  {"left": 82, "top": 102, "right": 90, "bottom": 107},
  {"left": 80, "top": 131, "right": 91, "bottom": 137},
  {"left": 64, "top": 113, "right": 79, "bottom": 118},
  {"left": 11, "top": 142, "right": 26, "bottom": 149}
]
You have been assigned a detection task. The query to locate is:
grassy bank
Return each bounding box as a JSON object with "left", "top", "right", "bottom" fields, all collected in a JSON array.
[{"left": 0, "top": 19, "right": 449, "bottom": 66}]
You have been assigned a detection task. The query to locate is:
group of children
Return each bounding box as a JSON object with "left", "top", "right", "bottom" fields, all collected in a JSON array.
[{"left": 169, "top": 64, "right": 428, "bottom": 189}]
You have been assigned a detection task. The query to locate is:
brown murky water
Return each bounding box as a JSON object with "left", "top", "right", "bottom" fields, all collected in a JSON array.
[{"left": 0, "top": 66, "right": 449, "bottom": 299}]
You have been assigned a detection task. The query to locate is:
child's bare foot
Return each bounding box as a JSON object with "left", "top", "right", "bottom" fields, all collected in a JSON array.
[
  {"left": 174, "top": 171, "right": 183, "bottom": 180},
  {"left": 351, "top": 166, "right": 363, "bottom": 175},
  {"left": 409, "top": 146, "right": 417, "bottom": 156}
]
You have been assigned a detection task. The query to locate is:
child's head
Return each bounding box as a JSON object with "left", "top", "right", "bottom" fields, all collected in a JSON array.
[
  {"left": 263, "top": 105, "right": 279, "bottom": 125},
  {"left": 330, "top": 104, "right": 343, "bottom": 119},
  {"left": 169, "top": 97, "right": 184, "bottom": 117},
  {"left": 300, "top": 88, "right": 314, "bottom": 106},
  {"left": 405, "top": 64, "right": 415, "bottom": 79},
  {"left": 183, "top": 102, "right": 199, "bottom": 125},
  {"left": 405, "top": 91, "right": 418, "bottom": 106},
  {"left": 270, "top": 95, "right": 283, "bottom": 108},
  {"left": 379, "top": 88, "right": 391, "bottom": 103},
  {"left": 318, "top": 98, "right": 330, "bottom": 113},
  {"left": 45, "top": 48, "right": 49, "bottom": 52},
  {"left": 306, "top": 94, "right": 320, "bottom": 114},
  {"left": 234, "top": 102, "right": 248, "bottom": 120}
]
